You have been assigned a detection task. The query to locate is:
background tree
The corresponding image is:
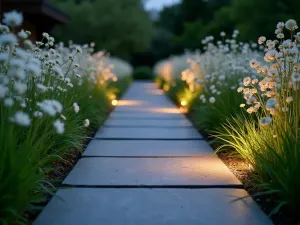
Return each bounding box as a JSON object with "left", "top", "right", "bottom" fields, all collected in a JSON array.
[
  {"left": 230, "top": 0, "right": 300, "bottom": 40},
  {"left": 51, "top": 0, "right": 152, "bottom": 59},
  {"left": 51, "top": 0, "right": 300, "bottom": 66}
]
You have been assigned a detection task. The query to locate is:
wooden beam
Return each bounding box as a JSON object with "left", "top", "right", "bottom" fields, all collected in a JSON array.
[{"left": 0, "top": 0, "right": 3, "bottom": 21}]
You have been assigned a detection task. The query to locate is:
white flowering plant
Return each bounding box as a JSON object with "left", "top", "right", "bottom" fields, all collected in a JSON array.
[
  {"left": 0, "top": 11, "right": 131, "bottom": 224},
  {"left": 157, "top": 20, "right": 300, "bottom": 215},
  {"left": 185, "top": 32, "right": 261, "bottom": 131},
  {"left": 156, "top": 31, "right": 261, "bottom": 132},
  {"left": 154, "top": 52, "right": 203, "bottom": 108},
  {"left": 217, "top": 19, "right": 300, "bottom": 214}
]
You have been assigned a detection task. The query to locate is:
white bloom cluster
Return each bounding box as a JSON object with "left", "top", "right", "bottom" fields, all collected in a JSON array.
[
  {"left": 159, "top": 31, "right": 260, "bottom": 105},
  {"left": 154, "top": 51, "right": 199, "bottom": 83},
  {"left": 0, "top": 10, "right": 130, "bottom": 135},
  {"left": 239, "top": 19, "right": 300, "bottom": 128}
]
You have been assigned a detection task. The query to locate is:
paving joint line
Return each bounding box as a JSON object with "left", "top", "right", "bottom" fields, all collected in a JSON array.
[
  {"left": 103, "top": 125, "right": 193, "bottom": 128},
  {"left": 81, "top": 155, "right": 215, "bottom": 159},
  {"left": 60, "top": 184, "right": 244, "bottom": 189},
  {"left": 92, "top": 138, "right": 204, "bottom": 141},
  {"left": 109, "top": 117, "right": 188, "bottom": 120}
]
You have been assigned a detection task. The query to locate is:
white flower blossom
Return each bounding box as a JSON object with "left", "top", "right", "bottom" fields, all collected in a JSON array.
[
  {"left": 285, "top": 19, "right": 298, "bottom": 31},
  {"left": 38, "top": 99, "right": 63, "bottom": 116},
  {"left": 260, "top": 117, "right": 272, "bottom": 127},
  {"left": 26, "top": 63, "right": 41, "bottom": 77},
  {"left": 76, "top": 46, "right": 82, "bottom": 54},
  {"left": 36, "top": 83, "right": 47, "bottom": 92},
  {"left": 0, "top": 24, "right": 9, "bottom": 33},
  {"left": 0, "top": 33, "right": 18, "bottom": 46},
  {"left": 286, "top": 96, "right": 293, "bottom": 103},
  {"left": 243, "top": 77, "right": 252, "bottom": 86},
  {"left": 14, "top": 82, "right": 27, "bottom": 94},
  {"left": 42, "top": 32, "right": 49, "bottom": 39},
  {"left": 277, "top": 22, "right": 285, "bottom": 30},
  {"left": 4, "top": 98, "right": 14, "bottom": 107},
  {"left": 53, "top": 119, "right": 64, "bottom": 134},
  {"left": 84, "top": 119, "right": 90, "bottom": 127},
  {"left": 60, "top": 114, "right": 67, "bottom": 121},
  {"left": 18, "top": 29, "right": 28, "bottom": 39},
  {"left": 3, "top": 11, "right": 23, "bottom": 27},
  {"left": 276, "top": 33, "right": 284, "bottom": 39},
  {"left": 266, "top": 98, "right": 278, "bottom": 109},
  {"left": 258, "top": 36, "right": 266, "bottom": 45},
  {"left": 237, "top": 87, "right": 244, "bottom": 93},
  {"left": 0, "top": 53, "right": 9, "bottom": 63},
  {"left": 209, "top": 97, "right": 215, "bottom": 104},
  {"left": 73, "top": 102, "right": 80, "bottom": 113},
  {"left": 10, "top": 111, "right": 31, "bottom": 126},
  {"left": 34, "top": 111, "right": 43, "bottom": 117}
]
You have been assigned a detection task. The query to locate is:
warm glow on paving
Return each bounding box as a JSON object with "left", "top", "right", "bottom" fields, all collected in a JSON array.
[
  {"left": 117, "top": 100, "right": 143, "bottom": 106},
  {"left": 147, "top": 107, "right": 182, "bottom": 114},
  {"left": 179, "top": 107, "right": 188, "bottom": 114},
  {"left": 146, "top": 89, "right": 164, "bottom": 95},
  {"left": 143, "top": 157, "right": 236, "bottom": 183}
]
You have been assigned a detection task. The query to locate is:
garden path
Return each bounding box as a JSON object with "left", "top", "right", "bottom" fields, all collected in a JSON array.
[{"left": 34, "top": 81, "right": 273, "bottom": 225}]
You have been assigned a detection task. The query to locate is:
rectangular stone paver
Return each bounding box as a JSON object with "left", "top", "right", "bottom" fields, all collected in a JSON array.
[
  {"left": 112, "top": 106, "right": 182, "bottom": 113},
  {"left": 63, "top": 157, "right": 242, "bottom": 187},
  {"left": 34, "top": 188, "right": 273, "bottom": 225},
  {"left": 104, "top": 118, "right": 193, "bottom": 127},
  {"left": 83, "top": 140, "right": 214, "bottom": 157},
  {"left": 109, "top": 111, "right": 187, "bottom": 119},
  {"left": 95, "top": 127, "right": 202, "bottom": 139}
]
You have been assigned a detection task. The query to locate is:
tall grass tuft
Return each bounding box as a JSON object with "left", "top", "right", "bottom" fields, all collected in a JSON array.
[{"left": 0, "top": 11, "right": 131, "bottom": 224}]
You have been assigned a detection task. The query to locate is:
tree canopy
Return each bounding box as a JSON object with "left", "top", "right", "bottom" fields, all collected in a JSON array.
[
  {"left": 51, "top": 0, "right": 300, "bottom": 65},
  {"left": 51, "top": 0, "right": 152, "bottom": 59}
]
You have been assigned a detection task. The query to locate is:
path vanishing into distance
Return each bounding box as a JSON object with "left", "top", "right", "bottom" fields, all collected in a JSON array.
[{"left": 34, "top": 82, "right": 273, "bottom": 225}]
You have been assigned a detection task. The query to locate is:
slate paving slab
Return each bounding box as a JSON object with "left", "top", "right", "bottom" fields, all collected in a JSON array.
[
  {"left": 63, "top": 157, "right": 242, "bottom": 187},
  {"left": 83, "top": 140, "right": 213, "bottom": 157},
  {"left": 104, "top": 118, "right": 193, "bottom": 127},
  {"left": 112, "top": 105, "right": 181, "bottom": 113},
  {"left": 34, "top": 188, "right": 273, "bottom": 225},
  {"left": 95, "top": 127, "right": 202, "bottom": 139},
  {"left": 109, "top": 111, "right": 187, "bottom": 119}
]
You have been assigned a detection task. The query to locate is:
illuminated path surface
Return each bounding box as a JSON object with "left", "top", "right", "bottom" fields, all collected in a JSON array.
[{"left": 34, "top": 82, "right": 273, "bottom": 225}]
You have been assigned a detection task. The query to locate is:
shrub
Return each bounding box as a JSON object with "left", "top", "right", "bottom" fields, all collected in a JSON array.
[{"left": 132, "top": 66, "right": 153, "bottom": 80}]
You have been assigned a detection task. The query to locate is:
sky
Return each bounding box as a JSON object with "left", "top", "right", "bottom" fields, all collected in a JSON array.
[{"left": 144, "top": 0, "right": 181, "bottom": 11}]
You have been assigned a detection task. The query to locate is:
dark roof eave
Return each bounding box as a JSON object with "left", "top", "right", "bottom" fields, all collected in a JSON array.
[
  {"left": 42, "top": 2, "right": 69, "bottom": 24},
  {"left": 3, "top": 1, "right": 69, "bottom": 24}
]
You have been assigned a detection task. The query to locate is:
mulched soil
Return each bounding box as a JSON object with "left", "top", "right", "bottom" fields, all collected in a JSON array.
[{"left": 218, "top": 152, "right": 299, "bottom": 225}]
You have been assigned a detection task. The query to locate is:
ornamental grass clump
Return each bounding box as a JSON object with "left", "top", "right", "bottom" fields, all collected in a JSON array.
[
  {"left": 0, "top": 11, "right": 131, "bottom": 224},
  {"left": 218, "top": 19, "right": 300, "bottom": 215}
]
